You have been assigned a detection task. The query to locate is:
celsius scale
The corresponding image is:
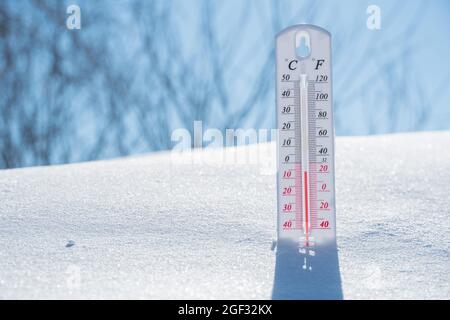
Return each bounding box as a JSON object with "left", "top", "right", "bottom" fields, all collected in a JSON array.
[{"left": 276, "top": 25, "right": 336, "bottom": 270}]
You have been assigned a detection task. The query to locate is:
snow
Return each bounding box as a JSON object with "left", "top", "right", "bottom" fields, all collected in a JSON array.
[{"left": 0, "top": 131, "right": 449, "bottom": 299}]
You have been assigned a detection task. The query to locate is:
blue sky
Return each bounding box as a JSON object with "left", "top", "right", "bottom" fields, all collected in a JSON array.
[
  {"left": 171, "top": 0, "right": 450, "bottom": 135},
  {"left": 2, "top": 0, "right": 449, "bottom": 168}
]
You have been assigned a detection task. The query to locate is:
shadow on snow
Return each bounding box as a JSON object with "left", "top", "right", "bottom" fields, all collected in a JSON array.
[{"left": 272, "top": 240, "right": 343, "bottom": 299}]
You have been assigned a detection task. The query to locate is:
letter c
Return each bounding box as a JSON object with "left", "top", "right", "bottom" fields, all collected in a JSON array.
[{"left": 288, "top": 60, "right": 298, "bottom": 70}]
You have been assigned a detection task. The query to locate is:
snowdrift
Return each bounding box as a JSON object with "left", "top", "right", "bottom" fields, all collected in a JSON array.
[{"left": 0, "top": 131, "right": 449, "bottom": 299}]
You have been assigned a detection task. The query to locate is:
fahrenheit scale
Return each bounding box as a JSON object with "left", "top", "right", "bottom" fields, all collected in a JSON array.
[{"left": 276, "top": 25, "right": 336, "bottom": 270}]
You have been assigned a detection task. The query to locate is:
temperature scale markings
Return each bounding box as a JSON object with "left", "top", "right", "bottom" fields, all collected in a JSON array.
[
  {"left": 293, "top": 79, "right": 303, "bottom": 230},
  {"left": 277, "top": 25, "right": 335, "bottom": 260}
]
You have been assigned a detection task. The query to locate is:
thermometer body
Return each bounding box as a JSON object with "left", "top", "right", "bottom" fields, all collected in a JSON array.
[{"left": 276, "top": 25, "right": 336, "bottom": 257}]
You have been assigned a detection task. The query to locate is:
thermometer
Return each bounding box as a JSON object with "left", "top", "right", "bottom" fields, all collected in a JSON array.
[{"left": 276, "top": 25, "right": 336, "bottom": 269}]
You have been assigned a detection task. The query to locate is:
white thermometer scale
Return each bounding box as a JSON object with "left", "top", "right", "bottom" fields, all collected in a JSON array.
[{"left": 276, "top": 25, "right": 336, "bottom": 270}]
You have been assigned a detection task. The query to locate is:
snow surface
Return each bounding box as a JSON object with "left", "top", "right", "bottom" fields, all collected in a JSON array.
[{"left": 0, "top": 131, "right": 449, "bottom": 299}]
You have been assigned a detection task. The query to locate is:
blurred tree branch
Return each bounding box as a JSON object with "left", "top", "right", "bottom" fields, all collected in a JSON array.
[{"left": 0, "top": 0, "right": 446, "bottom": 169}]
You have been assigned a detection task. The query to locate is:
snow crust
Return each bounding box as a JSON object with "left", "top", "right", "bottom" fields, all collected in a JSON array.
[{"left": 0, "top": 131, "right": 449, "bottom": 299}]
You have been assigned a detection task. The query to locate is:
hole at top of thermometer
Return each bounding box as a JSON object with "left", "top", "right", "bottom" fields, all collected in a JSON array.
[{"left": 300, "top": 74, "right": 311, "bottom": 246}]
